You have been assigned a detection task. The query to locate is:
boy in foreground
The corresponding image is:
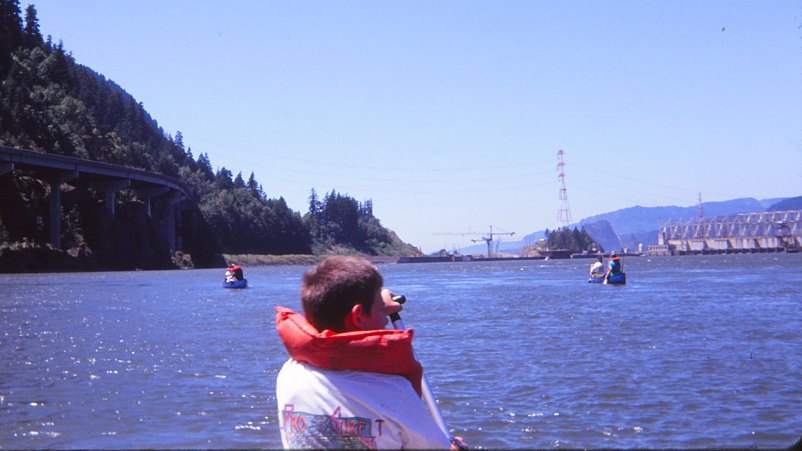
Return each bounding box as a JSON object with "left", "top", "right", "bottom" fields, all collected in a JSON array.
[{"left": 275, "top": 256, "right": 464, "bottom": 449}]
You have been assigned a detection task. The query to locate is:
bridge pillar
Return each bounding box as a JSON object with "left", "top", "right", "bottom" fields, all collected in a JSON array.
[
  {"left": 0, "top": 162, "right": 13, "bottom": 175},
  {"left": 48, "top": 171, "right": 79, "bottom": 249},
  {"left": 90, "top": 179, "right": 131, "bottom": 215},
  {"left": 163, "top": 193, "right": 186, "bottom": 252},
  {"left": 136, "top": 186, "right": 169, "bottom": 217}
]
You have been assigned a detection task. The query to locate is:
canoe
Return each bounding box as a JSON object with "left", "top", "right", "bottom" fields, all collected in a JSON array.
[
  {"left": 588, "top": 273, "right": 626, "bottom": 285},
  {"left": 223, "top": 278, "right": 248, "bottom": 289}
]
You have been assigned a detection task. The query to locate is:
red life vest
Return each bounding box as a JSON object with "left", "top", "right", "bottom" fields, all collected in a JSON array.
[{"left": 274, "top": 306, "right": 423, "bottom": 397}]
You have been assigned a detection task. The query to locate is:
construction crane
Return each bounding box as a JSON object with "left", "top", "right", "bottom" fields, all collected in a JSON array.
[
  {"left": 435, "top": 225, "right": 515, "bottom": 258},
  {"left": 471, "top": 226, "right": 515, "bottom": 258}
]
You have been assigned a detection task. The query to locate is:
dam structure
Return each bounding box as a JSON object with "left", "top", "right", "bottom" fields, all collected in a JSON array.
[{"left": 650, "top": 210, "right": 802, "bottom": 256}]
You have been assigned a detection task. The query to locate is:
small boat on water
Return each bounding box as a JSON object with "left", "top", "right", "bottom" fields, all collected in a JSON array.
[
  {"left": 223, "top": 278, "right": 248, "bottom": 289},
  {"left": 223, "top": 264, "right": 247, "bottom": 289},
  {"left": 588, "top": 273, "right": 626, "bottom": 285}
]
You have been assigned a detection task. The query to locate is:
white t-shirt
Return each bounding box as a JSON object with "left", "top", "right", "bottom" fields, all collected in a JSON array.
[{"left": 276, "top": 359, "right": 452, "bottom": 449}]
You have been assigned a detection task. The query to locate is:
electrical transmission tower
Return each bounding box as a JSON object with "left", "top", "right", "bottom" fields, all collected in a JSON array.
[
  {"left": 557, "top": 149, "right": 573, "bottom": 229},
  {"left": 698, "top": 192, "right": 705, "bottom": 220}
]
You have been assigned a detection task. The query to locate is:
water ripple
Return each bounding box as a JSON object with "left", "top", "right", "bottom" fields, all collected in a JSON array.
[{"left": 2, "top": 255, "right": 802, "bottom": 448}]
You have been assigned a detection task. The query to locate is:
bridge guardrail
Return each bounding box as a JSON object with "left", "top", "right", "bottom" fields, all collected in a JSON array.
[{"left": 0, "top": 145, "right": 190, "bottom": 197}]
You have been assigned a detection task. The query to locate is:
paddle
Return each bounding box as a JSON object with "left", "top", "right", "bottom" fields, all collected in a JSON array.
[{"left": 388, "top": 293, "right": 467, "bottom": 450}]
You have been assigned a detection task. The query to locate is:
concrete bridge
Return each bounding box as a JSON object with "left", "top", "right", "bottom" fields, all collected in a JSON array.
[
  {"left": 651, "top": 210, "right": 802, "bottom": 255},
  {"left": 1, "top": 145, "right": 188, "bottom": 251}
]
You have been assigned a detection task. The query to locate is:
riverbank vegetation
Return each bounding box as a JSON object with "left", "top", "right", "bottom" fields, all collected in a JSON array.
[
  {"left": 544, "top": 227, "right": 601, "bottom": 253},
  {"left": 520, "top": 227, "right": 601, "bottom": 257}
]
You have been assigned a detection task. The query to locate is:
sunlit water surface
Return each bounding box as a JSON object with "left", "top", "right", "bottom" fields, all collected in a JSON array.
[{"left": 1, "top": 254, "right": 800, "bottom": 449}]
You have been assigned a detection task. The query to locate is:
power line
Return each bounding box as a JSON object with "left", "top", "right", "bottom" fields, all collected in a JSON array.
[{"left": 189, "top": 136, "right": 554, "bottom": 173}]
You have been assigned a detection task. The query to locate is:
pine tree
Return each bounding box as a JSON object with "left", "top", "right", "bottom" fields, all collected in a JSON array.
[
  {"left": 51, "top": 40, "right": 72, "bottom": 87},
  {"left": 23, "top": 4, "right": 41, "bottom": 47},
  {"left": 0, "top": 0, "right": 23, "bottom": 76},
  {"left": 215, "top": 167, "right": 234, "bottom": 191},
  {"left": 197, "top": 152, "right": 214, "bottom": 179},
  {"left": 246, "top": 172, "right": 261, "bottom": 198},
  {"left": 173, "top": 131, "right": 185, "bottom": 152},
  {"left": 308, "top": 188, "right": 320, "bottom": 217},
  {"left": 233, "top": 171, "right": 246, "bottom": 189},
  {"left": 360, "top": 199, "right": 373, "bottom": 217}
]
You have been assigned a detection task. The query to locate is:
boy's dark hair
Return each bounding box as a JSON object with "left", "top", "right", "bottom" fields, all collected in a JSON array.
[{"left": 301, "top": 256, "right": 383, "bottom": 332}]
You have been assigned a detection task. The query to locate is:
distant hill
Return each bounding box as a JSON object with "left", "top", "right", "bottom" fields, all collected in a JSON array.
[
  {"left": 580, "top": 220, "right": 622, "bottom": 252},
  {"left": 579, "top": 197, "right": 789, "bottom": 250},
  {"left": 580, "top": 198, "right": 784, "bottom": 236},
  {"left": 455, "top": 196, "right": 794, "bottom": 255},
  {"left": 768, "top": 196, "right": 802, "bottom": 211}
]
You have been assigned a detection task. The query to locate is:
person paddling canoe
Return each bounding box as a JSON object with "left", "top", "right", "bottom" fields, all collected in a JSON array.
[
  {"left": 589, "top": 256, "right": 605, "bottom": 280},
  {"left": 225, "top": 263, "right": 244, "bottom": 283},
  {"left": 605, "top": 251, "right": 624, "bottom": 281}
]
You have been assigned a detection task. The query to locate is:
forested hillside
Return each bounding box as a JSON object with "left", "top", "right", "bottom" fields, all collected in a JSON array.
[
  {"left": 543, "top": 227, "right": 600, "bottom": 253},
  {"left": 0, "top": 1, "right": 417, "bottom": 271}
]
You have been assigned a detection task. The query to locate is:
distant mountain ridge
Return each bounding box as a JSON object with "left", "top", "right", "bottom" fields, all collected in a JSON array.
[
  {"left": 456, "top": 196, "right": 797, "bottom": 255},
  {"left": 580, "top": 197, "right": 785, "bottom": 235},
  {"left": 579, "top": 197, "right": 788, "bottom": 251},
  {"left": 768, "top": 197, "right": 802, "bottom": 211}
]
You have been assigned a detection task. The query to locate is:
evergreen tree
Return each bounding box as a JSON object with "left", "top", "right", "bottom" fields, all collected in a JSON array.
[
  {"left": 50, "top": 40, "right": 72, "bottom": 87},
  {"left": 215, "top": 167, "right": 233, "bottom": 191},
  {"left": 233, "top": 171, "right": 246, "bottom": 189},
  {"left": 173, "top": 131, "right": 185, "bottom": 153},
  {"left": 361, "top": 199, "right": 373, "bottom": 217},
  {"left": 0, "top": 0, "right": 23, "bottom": 76},
  {"left": 23, "top": 4, "right": 41, "bottom": 48},
  {"left": 308, "top": 188, "right": 320, "bottom": 217},
  {"left": 246, "top": 172, "right": 261, "bottom": 198},
  {"left": 197, "top": 152, "right": 214, "bottom": 179}
]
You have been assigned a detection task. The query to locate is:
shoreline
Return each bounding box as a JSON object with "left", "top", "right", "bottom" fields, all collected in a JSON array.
[
  {"left": 220, "top": 253, "right": 400, "bottom": 267},
  {"left": 0, "top": 247, "right": 405, "bottom": 274}
]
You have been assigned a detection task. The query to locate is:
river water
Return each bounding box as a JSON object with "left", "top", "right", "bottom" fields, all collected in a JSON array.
[{"left": 1, "top": 254, "right": 800, "bottom": 449}]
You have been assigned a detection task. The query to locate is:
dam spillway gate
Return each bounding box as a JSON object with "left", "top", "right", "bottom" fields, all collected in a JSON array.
[{"left": 651, "top": 210, "right": 802, "bottom": 255}]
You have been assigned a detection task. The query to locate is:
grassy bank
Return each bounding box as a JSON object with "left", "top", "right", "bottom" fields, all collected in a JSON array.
[
  {"left": 221, "top": 254, "right": 323, "bottom": 267},
  {"left": 221, "top": 253, "right": 401, "bottom": 267}
]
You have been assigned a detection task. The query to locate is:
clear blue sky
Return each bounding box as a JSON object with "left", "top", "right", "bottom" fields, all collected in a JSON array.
[{"left": 31, "top": 0, "right": 802, "bottom": 253}]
